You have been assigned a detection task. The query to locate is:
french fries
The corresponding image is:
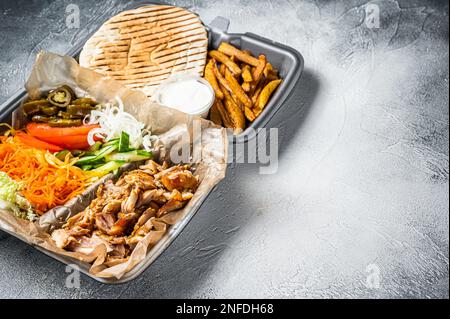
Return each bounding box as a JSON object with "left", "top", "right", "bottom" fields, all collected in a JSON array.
[
  {"left": 252, "top": 55, "right": 267, "bottom": 83},
  {"left": 224, "top": 68, "right": 253, "bottom": 109},
  {"left": 264, "top": 62, "right": 279, "bottom": 81},
  {"left": 208, "top": 50, "right": 241, "bottom": 76},
  {"left": 242, "top": 82, "right": 251, "bottom": 92},
  {"left": 263, "top": 62, "right": 273, "bottom": 78},
  {"left": 220, "top": 63, "right": 226, "bottom": 76},
  {"left": 244, "top": 106, "right": 256, "bottom": 122},
  {"left": 242, "top": 65, "right": 253, "bottom": 83},
  {"left": 254, "top": 79, "right": 282, "bottom": 117},
  {"left": 229, "top": 89, "right": 244, "bottom": 112},
  {"left": 220, "top": 82, "right": 245, "bottom": 131},
  {"left": 218, "top": 42, "right": 260, "bottom": 67},
  {"left": 215, "top": 99, "right": 233, "bottom": 128},
  {"left": 252, "top": 83, "right": 264, "bottom": 105},
  {"left": 205, "top": 60, "right": 224, "bottom": 100},
  {"left": 204, "top": 42, "right": 282, "bottom": 133},
  {"left": 209, "top": 101, "right": 223, "bottom": 126},
  {"left": 211, "top": 60, "right": 232, "bottom": 93}
]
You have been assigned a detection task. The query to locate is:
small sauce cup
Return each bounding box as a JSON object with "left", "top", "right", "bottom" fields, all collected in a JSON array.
[{"left": 154, "top": 74, "right": 215, "bottom": 118}]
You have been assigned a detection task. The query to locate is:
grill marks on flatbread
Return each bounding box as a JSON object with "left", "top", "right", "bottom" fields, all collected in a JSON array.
[{"left": 79, "top": 5, "right": 208, "bottom": 97}]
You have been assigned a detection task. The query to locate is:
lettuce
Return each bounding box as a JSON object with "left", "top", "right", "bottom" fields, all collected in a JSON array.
[{"left": 0, "top": 172, "right": 37, "bottom": 221}]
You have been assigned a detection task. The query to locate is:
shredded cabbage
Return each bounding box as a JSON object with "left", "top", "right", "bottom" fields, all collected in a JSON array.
[
  {"left": 84, "top": 97, "right": 153, "bottom": 150},
  {"left": 0, "top": 172, "right": 37, "bottom": 221}
]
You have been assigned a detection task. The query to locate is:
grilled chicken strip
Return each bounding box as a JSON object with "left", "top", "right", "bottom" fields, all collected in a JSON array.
[
  {"left": 53, "top": 161, "right": 198, "bottom": 262},
  {"left": 137, "top": 189, "right": 166, "bottom": 208},
  {"left": 95, "top": 213, "right": 116, "bottom": 234},
  {"left": 127, "top": 217, "right": 155, "bottom": 245},
  {"left": 132, "top": 207, "right": 156, "bottom": 234},
  {"left": 121, "top": 187, "right": 141, "bottom": 215},
  {"left": 109, "top": 212, "right": 139, "bottom": 236},
  {"left": 102, "top": 200, "right": 122, "bottom": 215},
  {"left": 159, "top": 167, "right": 199, "bottom": 192},
  {"left": 52, "top": 229, "right": 74, "bottom": 249},
  {"left": 157, "top": 199, "right": 187, "bottom": 218}
]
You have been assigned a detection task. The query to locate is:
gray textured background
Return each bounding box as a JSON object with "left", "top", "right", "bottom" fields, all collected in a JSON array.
[{"left": 0, "top": 0, "right": 448, "bottom": 298}]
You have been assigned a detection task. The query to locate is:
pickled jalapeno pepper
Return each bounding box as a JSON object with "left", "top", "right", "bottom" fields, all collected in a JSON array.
[
  {"left": 67, "top": 104, "right": 94, "bottom": 116},
  {"left": 58, "top": 111, "right": 84, "bottom": 120},
  {"left": 48, "top": 118, "right": 83, "bottom": 127},
  {"left": 72, "top": 98, "right": 96, "bottom": 105},
  {"left": 41, "top": 106, "right": 58, "bottom": 116},
  {"left": 47, "top": 85, "right": 74, "bottom": 108},
  {"left": 24, "top": 85, "right": 97, "bottom": 127},
  {"left": 22, "top": 99, "right": 51, "bottom": 116},
  {"left": 31, "top": 115, "right": 53, "bottom": 123}
]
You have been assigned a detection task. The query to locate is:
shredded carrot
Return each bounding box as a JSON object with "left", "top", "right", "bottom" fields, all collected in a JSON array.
[{"left": 0, "top": 136, "right": 96, "bottom": 215}]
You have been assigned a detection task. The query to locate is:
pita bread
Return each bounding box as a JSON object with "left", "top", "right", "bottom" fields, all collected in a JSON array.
[{"left": 79, "top": 5, "right": 208, "bottom": 97}]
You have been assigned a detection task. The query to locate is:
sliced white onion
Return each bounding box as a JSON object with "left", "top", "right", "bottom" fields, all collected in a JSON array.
[
  {"left": 85, "top": 96, "right": 151, "bottom": 149},
  {"left": 87, "top": 127, "right": 107, "bottom": 146}
]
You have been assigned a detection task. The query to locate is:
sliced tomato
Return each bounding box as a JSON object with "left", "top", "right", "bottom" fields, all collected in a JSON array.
[
  {"left": 26, "top": 123, "right": 102, "bottom": 150},
  {"left": 16, "top": 132, "right": 63, "bottom": 152},
  {"left": 35, "top": 134, "right": 98, "bottom": 150},
  {"left": 26, "top": 123, "right": 100, "bottom": 138}
]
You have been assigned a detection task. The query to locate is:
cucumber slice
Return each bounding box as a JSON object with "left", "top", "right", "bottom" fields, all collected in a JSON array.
[
  {"left": 92, "top": 163, "right": 106, "bottom": 169},
  {"left": 102, "top": 139, "right": 119, "bottom": 148},
  {"left": 105, "top": 150, "right": 152, "bottom": 162},
  {"left": 76, "top": 144, "right": 118, "bottom": 166},
  {"left": 75, "top": 155, "right": 98, "bottom": 166},
  {"left": 88, "top": 141, "right": 102, "bottom": 152},
  {"left": 118, "top": 132, "right": 130, "bottom": 152},
  {"left": 91, "top": 161, "right": 125, "bottom": 175},
  {"left": 94, "top": 144, "right": 118, "bottom": 157},
  {"left": 81, "top": 151, "right": 96, "bottom": 157},
  {"left": 136, "top": 150, "right": 152, "bottom": 156}
]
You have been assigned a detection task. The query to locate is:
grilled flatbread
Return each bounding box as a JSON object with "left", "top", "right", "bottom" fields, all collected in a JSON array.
[{"left": 79, "top": 5, "right": 208, "bottom": 97}]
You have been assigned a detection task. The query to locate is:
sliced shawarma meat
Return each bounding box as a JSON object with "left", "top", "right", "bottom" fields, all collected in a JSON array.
[
  {"left": 116, "top": 170, "right": 156, "bottom": 190},
  {"left": 108, "top": 212, "right": 139, "bottom": 236},
  {"left": 132, "top": 207, "right": 156, "bottom": 235},
  {"left": 164, "top": 189, "right": 194, "bottom": 201},
  {"left": 137, "top": 189, "right": 166, "bottom": 208},
  {"left": 157, "top": 198, "right": 187, "bottom": 218},
  {"left": 102, "top": 200, "right": 122, "bottom": 215},
  {"left": 127, "top": 218, "right": 155, "bottom": 245},
  {"left": 52, "top": 229, "right": 75, "bottom": 249},
  {"left": 159, "top": 167, "right": 199, "bottom": 192},
  {"left": 68, "top": 226, "right": 92, "bottom": 237},
  {"left": 52, "top": 161, "right": 198, "bottom": 264},
  {"left": 93, "top": 231, "right": 127, "bottom": 245},
  {"left": 139, "top": 160, "right": 168, "bottom": 175},
  {"left": 121, "top": 187, "right": 141, "bottom": 215},
  {"left": 95, "top": 213, "right": 116, "bottom": 234}
]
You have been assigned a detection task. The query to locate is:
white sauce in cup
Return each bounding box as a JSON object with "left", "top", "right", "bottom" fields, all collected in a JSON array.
[{"left": 155, "top": 74, "right": 215, "bottom": 118}]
